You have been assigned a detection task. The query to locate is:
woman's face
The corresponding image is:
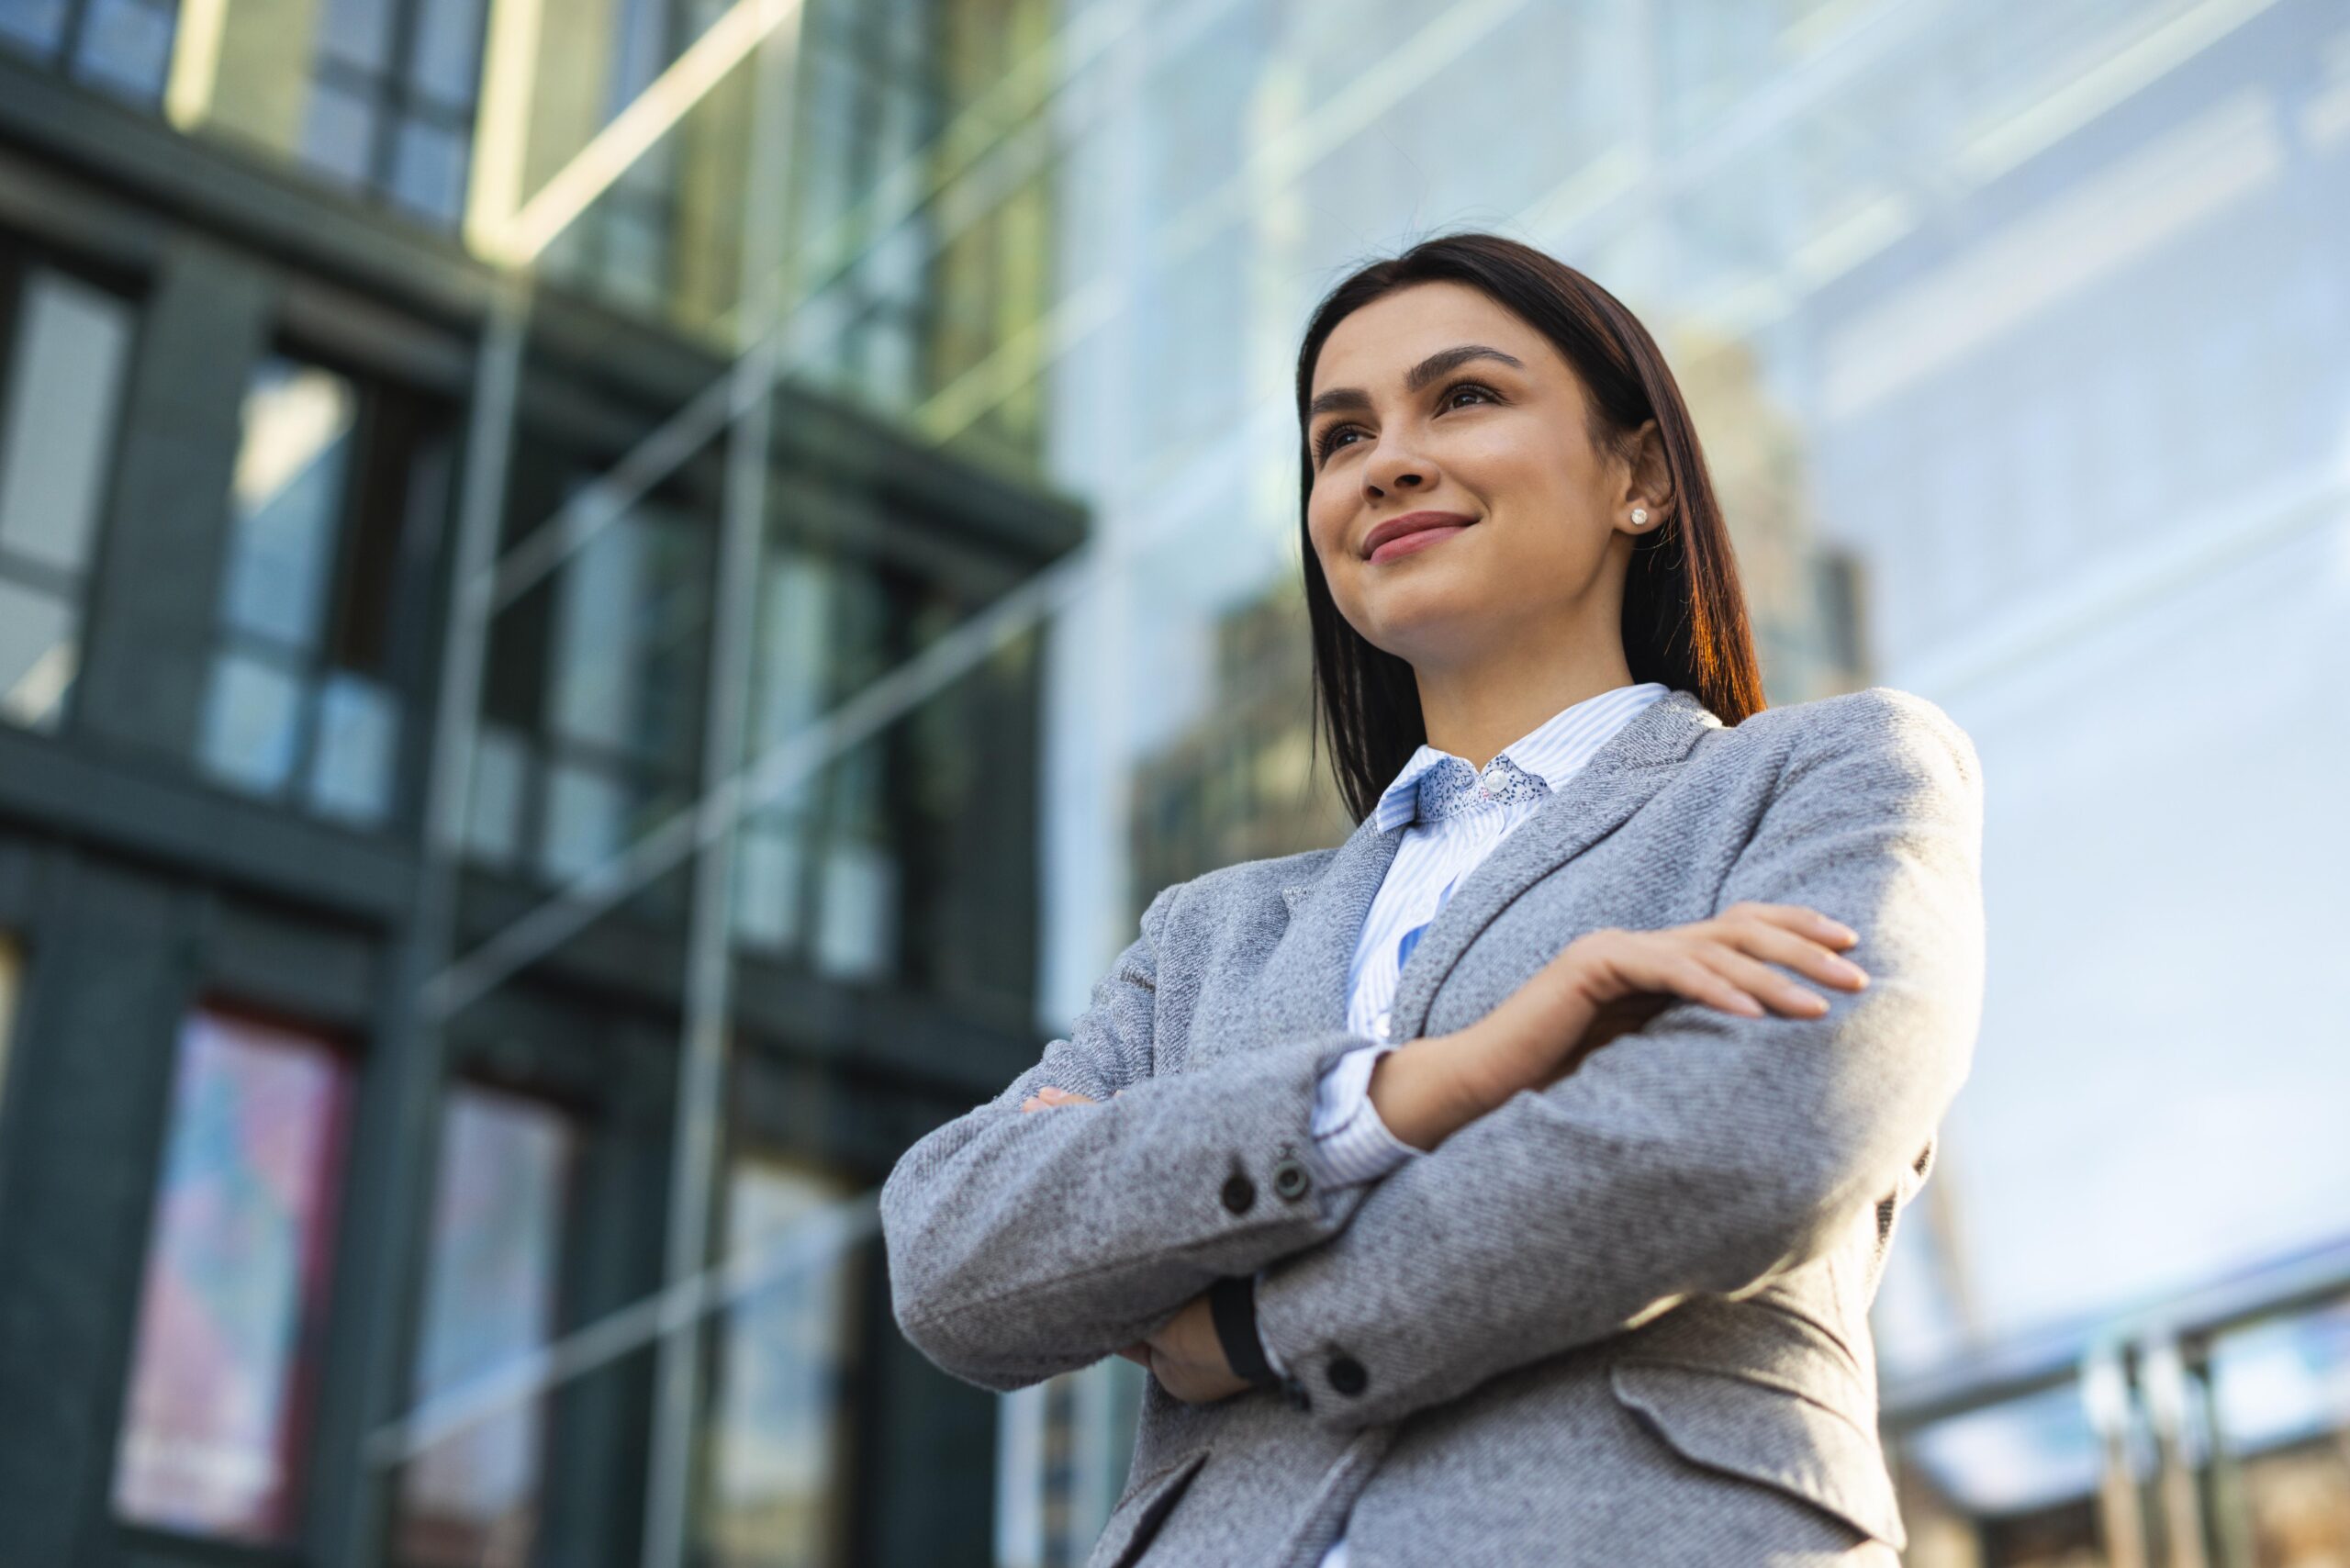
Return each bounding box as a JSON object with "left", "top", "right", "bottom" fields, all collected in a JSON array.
[{"left": 1304, "top": 279, "right": 1653, "bottom": 672}]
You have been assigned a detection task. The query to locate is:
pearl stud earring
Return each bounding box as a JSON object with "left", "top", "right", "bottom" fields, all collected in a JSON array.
[{"left": 1630, "top": 507, "right": 1649, "bottom": 526}]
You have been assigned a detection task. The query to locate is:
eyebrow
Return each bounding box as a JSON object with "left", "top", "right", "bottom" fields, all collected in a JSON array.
[{"left": 1307, "top": 343, "right": 1528, "bottom": 420}]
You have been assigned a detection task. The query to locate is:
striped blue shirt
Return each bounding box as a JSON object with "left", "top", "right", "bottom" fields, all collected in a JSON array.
[
  {"left": 1258, "top": 681, "right": 1671, "bottom": 1416},
  {"left": 1309, "top": 679, "right": 1672, "bottom": 1188}
]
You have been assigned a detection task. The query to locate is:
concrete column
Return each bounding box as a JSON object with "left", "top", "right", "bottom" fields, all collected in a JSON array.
[{"left": 75, "top": 235, "right": 277, "bottom": 761}]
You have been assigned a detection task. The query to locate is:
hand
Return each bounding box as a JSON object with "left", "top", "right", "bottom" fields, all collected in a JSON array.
[
  {"left": 1463, "top": 902, "right": 1869, "bottom": 1105},
  {"left": 1129, "top": 1291, "right": 1254, "bottom": 1404},
  {"left": 1019, "top": 1084, "right": 1117, "bottom": 1113}
]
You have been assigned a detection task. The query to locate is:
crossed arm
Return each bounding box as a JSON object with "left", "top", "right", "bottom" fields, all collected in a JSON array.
[
  {"left": 885, "top": 692, "right": 1985, "bottom": 1423},
  {"left": 878, "top": 879, "right": 1401, "bottom": 1392},
  {"left": 1247, "top": 695, "right": 1986, "bottom": 1431}
]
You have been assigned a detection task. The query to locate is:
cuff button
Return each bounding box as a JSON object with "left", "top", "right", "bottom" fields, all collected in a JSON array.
[
  {"left": 1270, "top": 1157, "right": 1312, "bottom": 1202},
  {"left": 1327, "top": 1356, "right": 1368, "bottom": 1396},
  {"left": 1220, "top": 1173, "right": 1256, "bottom": 1215}
]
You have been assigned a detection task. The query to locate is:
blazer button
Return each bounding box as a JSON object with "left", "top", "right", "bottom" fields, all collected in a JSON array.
[
  {"left": 1270, "top": 1157, "right": 1312, "bottom": 1202},
  {"left": 1220, "top": 1173, "right": 1256, "bottom": 1215},
  {"left": 1327, "top": 1356, "right": 1368, "bottom": 1397}
]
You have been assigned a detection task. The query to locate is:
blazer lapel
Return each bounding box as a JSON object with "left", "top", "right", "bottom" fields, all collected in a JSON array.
[
  {"left": 1384, "top": 689, "right": 1722, "bottom": 1045},
  {"left": 1258, "top": 810, "right": 1404, "bottom": 1044}
]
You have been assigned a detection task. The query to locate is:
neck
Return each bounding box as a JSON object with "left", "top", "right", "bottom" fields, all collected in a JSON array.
[{"left": 1412, "top": 630, "right": 1635, "bottom": 771}]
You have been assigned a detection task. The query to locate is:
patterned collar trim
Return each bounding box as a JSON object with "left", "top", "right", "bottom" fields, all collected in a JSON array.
[{"left": 1370, "top": 681, "right": 1673, "bottom": 831}]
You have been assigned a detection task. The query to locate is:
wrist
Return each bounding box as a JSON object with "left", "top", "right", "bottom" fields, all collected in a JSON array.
[{"left": 1366, "top": 1031, "right": 1504, "bottom": 1152}]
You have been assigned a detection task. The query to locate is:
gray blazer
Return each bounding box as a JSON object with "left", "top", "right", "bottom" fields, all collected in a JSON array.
[{"left": 881, "top": 686, "right": 1986, "bottom": 1567}]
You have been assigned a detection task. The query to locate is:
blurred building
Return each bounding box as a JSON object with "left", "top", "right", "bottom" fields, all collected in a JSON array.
[
  {"left": 0, "top": 2, "right": 1071, "bottom": 1566},
  {"left": 1035, "top": 1, "right": 2350, "bottom": 1564}
]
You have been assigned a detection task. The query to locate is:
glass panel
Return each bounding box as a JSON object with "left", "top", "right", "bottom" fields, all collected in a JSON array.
[
  {"left": 2209, "top": 1297, "right": 2350, "bottom": 1467},
  {"left": 0, "top": 0, "right": 69, "bottom": 56},
  {"left": 298, "top": 78, "right": 380, "bottom": 187},
  {"left": 393, "top": 1086, "right": 574, "bottom": 1568},
  {"left": 705, "top": 1159, "right": 859, "bottom": 1568},
  {"left": 305, "top": 669, "right": 398, "bottom": 827},
  {"left": 1893, "top": 1379, "right": 2107, "bottom": 1529},
  {"left": 408, "top": 0, "right": 485, "bottom": 109},
  {"left": 316, "top": 0, "right": 395, "bottom": 73},
  {"left": 388, "top": 117, "right": 469, "bottom": 227},
  {"left": 198, "top": 645, "right": 308, "bottom": 796},
  {"left": 0, "top": 270, "right": 135, "bottom": 576},
  {"left": 71, "top": 0, "right": 175, "bottom": 100},
  {"left": 545, "top": 498, "right": 710, "bottom": 772},
  {"left": 111, "top": 1007, "right": 352, "bottom": 1542},
  {"left": 812, "top": 829, "right": 894, "bottom": 983},
  {"left": 0, "top": 577, "right": 76, "bottom": 732},
  {"left": 462, "top": 722, "right": 532, "bottom": 868},
  {"left": 538, "top": 757, "right": 628, "bottom": 884},
  {"left": 223, "top": 359, "right": 357, "bottom": 652}
]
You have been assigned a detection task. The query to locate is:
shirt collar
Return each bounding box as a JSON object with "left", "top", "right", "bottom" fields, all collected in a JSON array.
[{"left": 1370, "top": 681, "right": 1673, "bottom": 832}]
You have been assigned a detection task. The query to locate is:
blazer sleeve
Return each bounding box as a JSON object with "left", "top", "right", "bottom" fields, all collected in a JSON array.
[
  {"left": 879, "top": 880, "right": 1382, "bottom": 1394},
  {"left": 1249, "top": 689, "right": 1987, "bottom": 1432}
]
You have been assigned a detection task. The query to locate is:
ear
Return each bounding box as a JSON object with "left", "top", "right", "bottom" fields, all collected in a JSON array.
[{"left": 1619, "top": 417, "right": 1674, "bottom": 524}]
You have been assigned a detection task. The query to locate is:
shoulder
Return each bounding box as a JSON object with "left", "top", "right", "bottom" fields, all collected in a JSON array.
[
  {"left": 1729, "top": 686, "right": 1983, "bottom": 815},
  {"left": 1136, "top": 841, "right": 1343, "bottom": 933}
]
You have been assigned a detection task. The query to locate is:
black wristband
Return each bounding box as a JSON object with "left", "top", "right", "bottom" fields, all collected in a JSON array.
[{"left": 1207, "top": 1273, "right": 1277, "bottom": 1386}]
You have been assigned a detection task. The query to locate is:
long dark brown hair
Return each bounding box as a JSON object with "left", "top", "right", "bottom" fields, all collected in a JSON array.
[{"left": 1296, "top": 230, "right": 1766, "bottom": 823}]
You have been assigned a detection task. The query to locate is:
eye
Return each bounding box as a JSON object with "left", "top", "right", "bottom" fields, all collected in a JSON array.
[{"left": 1312, "top": 379, "right": 1501, "bottom": 465}]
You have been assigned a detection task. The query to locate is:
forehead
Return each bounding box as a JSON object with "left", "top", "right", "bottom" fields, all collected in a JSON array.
[{"left": 1310, "top": 281, "right": 1550, "bottom": 392}]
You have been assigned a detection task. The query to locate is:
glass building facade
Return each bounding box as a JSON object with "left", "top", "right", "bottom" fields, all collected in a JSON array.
[
  {"left": 0, "top": 0, "right": 1064, "bottom": 1564},
  {"left": 0, "top": 1, "right": 2345, "bottom": 1566},
  {"left": 1027, "top": 2, "right": 2350, "bottom": 1562}
]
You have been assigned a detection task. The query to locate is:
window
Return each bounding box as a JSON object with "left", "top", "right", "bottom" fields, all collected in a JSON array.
[
  {"left": 392, "top": 1084, "right": 576, "bottom": 1568},
  {"left": 704, "top": 1156, "right": 862, "bottom": 1568},
  {"left": 0, "top": 260, "right": 136, "bottom": 734},
  {"left": 466, "top": 438, "right": 713, "bottom": 919},
  {"left": 730, "top": 546, "right": 903, "bottom": 983},
  {"left": 297, "top": 0, "right": 489, "bottom": 228},
  {"left": 0, "top": 0, "right": 179, "bottom": 105},
  {"left": 111, "top": 1004, "right": 356, "bottom": 1542},
  {"left": 196, "top": 353, "right": 450, "bottom": 828}
]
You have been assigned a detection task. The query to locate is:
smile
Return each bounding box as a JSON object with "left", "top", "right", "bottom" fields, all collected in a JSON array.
[{"left": 1368, "top": 524, "right": 1472, "bottom": 564}]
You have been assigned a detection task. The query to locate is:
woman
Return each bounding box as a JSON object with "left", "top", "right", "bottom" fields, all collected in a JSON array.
[{"left": 880, "top": 231, "right": 1986, "bottom": 1567}]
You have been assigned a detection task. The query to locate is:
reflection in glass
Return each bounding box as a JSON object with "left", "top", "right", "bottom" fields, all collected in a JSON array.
[
  {"left": 2210, "top": 1299, "right": 2350, "bottom": 1554},
  {"left": 299, "top": 82, "right": 380, "bottom": 187},
  {"left": 306, "top": 670, "right": 399, "bottom": 826},
  {"left": 198, "top": 647, "right": 308, "bottom": 793},
  {"left": 0, "top": 271, "right": 133, "bottom": 574},
  {"left": 1895, "top": 1378, "right": 2106, "bottom": 1529},
  {"left": 733, "top": 550, "right": 829, "bottom": 956},
  {"left": 222, "top": 360, "right": 354, "bottom": 649},
  {"left": 0, "top": 578, "right": 78, "bottom": 731},
  {"left": 389, "top": 118, "right": 468, "bottom": 224},
  {"left": 0, "top": 266, "right": 134, "bottom": 733},
  {"left": 69, "top": 0, "right": 173, "bottom": 100},
  {"left": 706, "top": 1159, "right": 859, "bottom": 1568},
  {"left": 199, "top": 354, "right": 420, "bottom": 827},
  {"left": 394, "top": 1087, "right": 575, "bottom": 1568},
  {"left": 462, "top": 722, "right": 532, "bottom": 869},
  {"left": 111, "top": 1007, "right": 353, "bottom": 1542},
  {"left": 0, "top": 0, "right": 69, "bottom": 55}
]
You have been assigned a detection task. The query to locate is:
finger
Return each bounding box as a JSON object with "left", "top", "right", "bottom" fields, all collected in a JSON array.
[
  {"left": 1729, "top": 901, "right": 1859, "bottom": 948},
  {"left": 1690, "top": 947, "right": 1830, "bottom": 1016},
  {"left": 1716, "top": 917, "right": 1869, "bottom": 991},
  {"left": 1666, "top": 952, "right": 1769, "bottom": 1016}
]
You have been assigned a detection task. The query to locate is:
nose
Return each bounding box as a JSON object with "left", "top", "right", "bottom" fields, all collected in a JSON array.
[{"left": 1364, "top": 444, "right": 1429, "bottom": 496}]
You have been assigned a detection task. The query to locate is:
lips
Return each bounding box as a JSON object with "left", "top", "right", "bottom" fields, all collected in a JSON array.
[{"left": 1361, "top": 510, "right": 1476, "bottom": 562}]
